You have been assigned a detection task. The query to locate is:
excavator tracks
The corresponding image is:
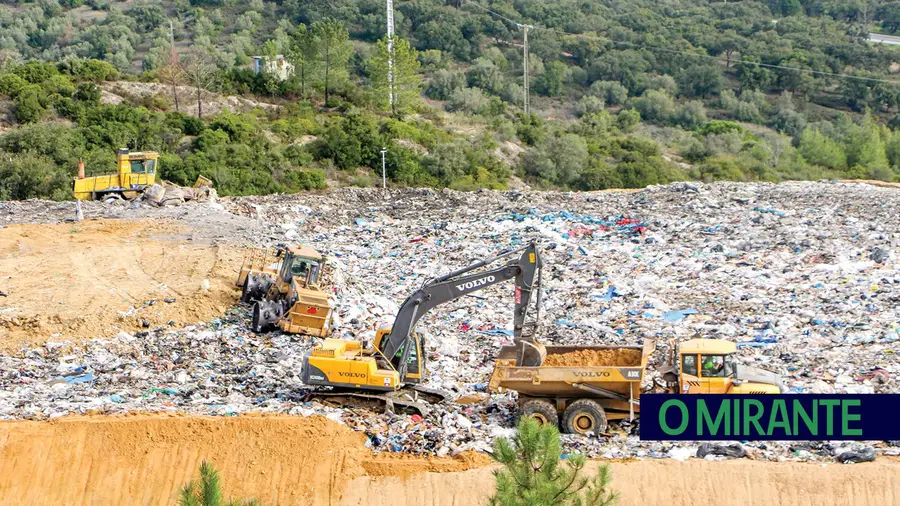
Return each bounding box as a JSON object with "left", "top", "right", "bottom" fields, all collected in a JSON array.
[{"left": 297, "top": 385, "right": 448, "bottom": 416}]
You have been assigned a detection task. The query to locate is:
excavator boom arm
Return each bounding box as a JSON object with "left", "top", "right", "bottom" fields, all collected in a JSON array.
[{"left": 380, "top": 242, "right": 542, "bottom": 378}]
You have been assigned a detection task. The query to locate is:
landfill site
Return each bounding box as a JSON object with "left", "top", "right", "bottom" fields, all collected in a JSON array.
[{"left": 1, "top": 181, "right": 899, "bottom": 505}]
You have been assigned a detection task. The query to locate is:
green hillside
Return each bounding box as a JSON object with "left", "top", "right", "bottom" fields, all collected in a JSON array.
[{"left": 1, "top": 0, "right": 899, "bottom": 200}]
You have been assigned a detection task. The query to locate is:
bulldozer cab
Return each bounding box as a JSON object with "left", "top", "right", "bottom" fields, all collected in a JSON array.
[
  {"left": 117, "top": 148, "right": 158, "bottom": 189},
  {"left": 677, "top": 339, "right": 782, "bottom": 394},
  {"left": 373, "top": 328, "right": 425, "bottom": 383}
]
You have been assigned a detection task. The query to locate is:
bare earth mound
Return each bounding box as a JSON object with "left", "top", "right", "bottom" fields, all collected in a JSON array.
[
  {"left": 0, "top": 414, "right": 896, "bottom": 506},
  {"left": 0, "top": 219, "right": 242, "bottom": 349},
  {"left": 342, "top": 458, "right": 900, "bottom": 506},
  {"left": 0, "top": 414, "right": 488, "bottom": 506},
  {"left": 544, "top": 348, "right": 643, "bottom": 367}
]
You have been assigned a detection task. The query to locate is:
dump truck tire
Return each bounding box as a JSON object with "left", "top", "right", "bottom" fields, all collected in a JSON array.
[
  {"left": 562, "top": 399, "right": 608, "bottom": 435},
  {"left": 520, "top": 399, "right": 558, "bottom": 427}
]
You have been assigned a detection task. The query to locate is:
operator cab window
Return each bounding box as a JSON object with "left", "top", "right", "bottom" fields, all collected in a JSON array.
[
  {"left": 682, "top": 354, "right": 697, "bottom": 376},
  {"left": 724, "top": 354, "right": 738, "bottom": 378},
  {"left": 291, "top": 257, "right": 321, "bottom": 282},
  {"left": 701, "top": 354, "right": 726, "bottom": 377},
  {"left": 131, "top": 159, "right": 156, "bottom": 174}
]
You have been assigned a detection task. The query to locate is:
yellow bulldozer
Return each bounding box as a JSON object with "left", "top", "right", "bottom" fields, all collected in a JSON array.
[
  {"left": 73, "top": 148, "right": 211, "bottom": 201},
  {"left": 236, "top": 245, "right": 335, "bottom": 337}
]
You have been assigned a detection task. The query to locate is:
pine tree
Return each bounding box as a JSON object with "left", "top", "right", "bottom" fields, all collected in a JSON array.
[
  {"left": 798, "top": 128, "right": 846, "bottom": 170},
  {"left": 489, "top": 418, "right": 619, "bottom": 506},
  {"left": 178, "top": 461, "right": 259, "bottom": 506},
  {"left": 368, "top": 35, "right": 422, "bottom": 116},
  {"left": 289, "top": 24, "right": 317, "bottom": 98},
  {"left": 846, "top": 112, "right": 889, "bottom": 173},
  {"left": 310, "top": 19, "right": 352, "bottom": 105}
]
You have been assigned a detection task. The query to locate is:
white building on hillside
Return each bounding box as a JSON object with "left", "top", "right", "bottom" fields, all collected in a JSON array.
[{"left": 252, "top": 55, "right": 294, "bottom": 81}]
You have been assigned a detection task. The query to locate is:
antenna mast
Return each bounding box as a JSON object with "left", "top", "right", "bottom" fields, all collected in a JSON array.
[{"left": 386, "top": 0, "right": 395, "bottom": 111}]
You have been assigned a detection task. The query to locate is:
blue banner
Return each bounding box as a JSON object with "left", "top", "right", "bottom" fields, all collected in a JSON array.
[{"left": 639, "top": 394, "right": 900, "bottom": 440}]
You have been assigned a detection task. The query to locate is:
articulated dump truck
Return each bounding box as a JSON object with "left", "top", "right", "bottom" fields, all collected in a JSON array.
[{"left": 489, "top": 338, "right": 783, "bottom": 435}]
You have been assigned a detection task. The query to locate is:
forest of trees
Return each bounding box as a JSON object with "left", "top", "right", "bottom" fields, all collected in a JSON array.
[{"left": 1, "top": 0, "right": 900, "bottom": 200}]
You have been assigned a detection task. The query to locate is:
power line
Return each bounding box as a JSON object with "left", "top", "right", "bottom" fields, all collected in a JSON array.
[{"left": 464, "top": 0, "right": 900, "bottom": 86}]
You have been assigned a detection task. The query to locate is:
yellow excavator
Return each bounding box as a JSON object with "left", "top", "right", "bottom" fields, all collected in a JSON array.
[
  {"left": 73, "top": 148, "right": 211, "bottom": 200},
  {"left": 300, "top": 241, "right": 546, "bottom": 413}
]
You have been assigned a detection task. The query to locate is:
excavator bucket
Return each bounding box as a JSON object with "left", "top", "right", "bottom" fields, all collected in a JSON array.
[{"left": 518, "top": 340, "right": 547, "bottom": 367}]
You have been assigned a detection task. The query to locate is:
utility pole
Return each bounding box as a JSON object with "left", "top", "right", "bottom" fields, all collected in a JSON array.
[
  {"left": 522, "top": 24, "right": 529, "bottom": 115},
  {"left": 380, "top": 147, "right": 388, "bottom": 189},
  {"left": 386, "top": 0, "right": 395, "bottom": 112}
]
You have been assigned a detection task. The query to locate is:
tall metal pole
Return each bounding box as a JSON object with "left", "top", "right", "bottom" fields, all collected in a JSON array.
[
  {"left": 386, "top": 0, "right": 395, "bottom": 112},
  {"left": 380, "top": 148, "right": 387, "bottom": 189},
  {"left": 523, "top": 24, "right": 529, "bottom": 115}
]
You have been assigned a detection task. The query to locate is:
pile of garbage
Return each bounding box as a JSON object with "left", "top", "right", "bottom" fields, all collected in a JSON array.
[
  {"left": 1, "top": 181, "right": 898, "bottom": 463},
  {"left": 141, "top": 183, "right": 217, "bottom": 207}
]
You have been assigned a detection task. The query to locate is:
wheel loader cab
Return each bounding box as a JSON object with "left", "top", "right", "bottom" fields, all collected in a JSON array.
[
  {"left": 373, "top": 328, "right": 426, "bottom": 383},
  {"left": 677, "top": 339, "right": 782, "bottom": 394},
  {"left": 278, "top": 246, "right": 324, "bottom": 289}
]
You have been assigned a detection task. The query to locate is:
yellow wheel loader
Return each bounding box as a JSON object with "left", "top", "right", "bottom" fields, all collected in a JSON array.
[
  {"left": 73, "top": 148, "right": 211, "bottom": 200},
  {"left": 299, "top": 241, "right": 546, "bottom": 414},
  {"left": 236, "top": 245, "right": 335, "bottom": 337}
]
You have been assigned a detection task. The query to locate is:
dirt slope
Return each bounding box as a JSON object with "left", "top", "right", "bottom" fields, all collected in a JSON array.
[
  {"left": 344, "top": 459, "right": 900, "bottom": 506},
  {"left": 0, "top": 414, "right": 488, "bottom": 506},
  {"left": 0, "top": 219, "right": 242, "bottom": 349},
  {"left": 0, "top": 413, "right": 896, "bottom": 506}
]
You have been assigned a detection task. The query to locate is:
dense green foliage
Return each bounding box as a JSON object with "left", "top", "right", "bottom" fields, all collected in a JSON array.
[
  {"left": 1, "top": 0, "right": 900, "bottom": 201},
  {"left": 489, "top": 418, "right": 618, "bottom": 506}
]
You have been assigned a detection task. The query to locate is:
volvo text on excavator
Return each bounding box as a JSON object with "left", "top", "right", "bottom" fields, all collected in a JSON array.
[{"left": 299, "top": 241, "right": 546, "bottom": 413}]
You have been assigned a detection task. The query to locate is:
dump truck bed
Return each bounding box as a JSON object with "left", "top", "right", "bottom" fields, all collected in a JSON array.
[{"left": 489, "top": 340, "right": 655, "bottom": 402}]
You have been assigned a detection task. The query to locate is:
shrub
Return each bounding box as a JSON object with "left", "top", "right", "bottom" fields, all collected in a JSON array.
[
  {"left": 446, "top": 87, "right": 490, "bottom": 114},
  {"left": 178, "top": 461, "right": 259, "bottom": 506},
  {"left": 630, "top": 90, "right": 674, "bottom": 124},
  {"left": 574, "top": 96, "right": 606, "bottom": 118},
  {"left": 589, "top": 80, "right": 628, "bottom": 106},
  {"left": 674, "top": 100, "right": 708, "bottom": 130},
  {"left": 489, "top": 418, "right": 618, "bottom": 506}
]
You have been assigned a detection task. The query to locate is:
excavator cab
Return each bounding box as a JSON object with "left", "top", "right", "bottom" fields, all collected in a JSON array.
[{"left": 373, "top": 328, "right": 426, "bottom": 383}]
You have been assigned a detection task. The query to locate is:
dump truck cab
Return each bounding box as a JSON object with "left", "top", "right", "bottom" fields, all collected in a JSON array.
[
  {"left": 73, "top": 148, "right": 158, "bottom": 200},
  {"left": 671, "top": 338, "right": 783, "bottom": 394}
]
